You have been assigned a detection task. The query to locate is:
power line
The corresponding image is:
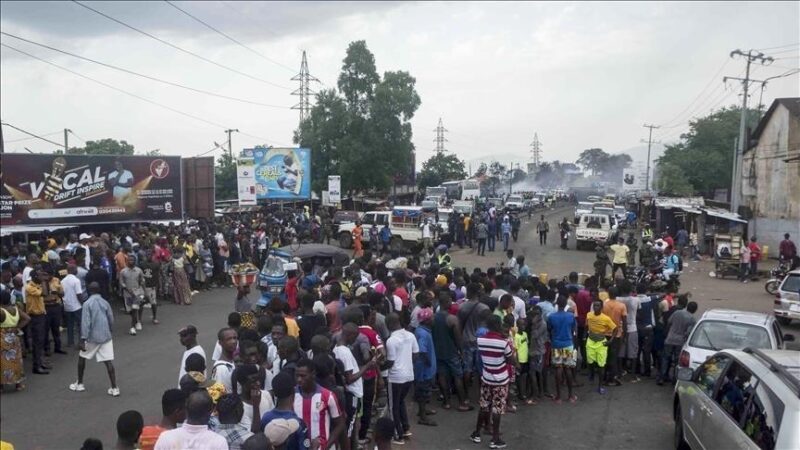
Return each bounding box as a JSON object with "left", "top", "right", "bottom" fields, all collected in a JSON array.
[
  {"left": 163, "top": 0, "right": 296, "bottom": 73},
  {"left": 71, "top": 0, "right": 291, "bottom": 90},
  {"left": 1, "top": 122, "right": 66, "bottom": 149},
  {"left": 1, "top": 32, "right": 290, "bottom": 109},
  {"left": 68, "top": 129, "right": 87, "bottom": 143},
  {"left": 1, "top": 43, "right": 286, "bottom": 146},
  {"left": 657, "top": 58, "right": 730, "bottom": 127},
  {"left": 4, "top": 130, "right": 61, "bottom": 143},
  {"left": 755, "top": 42, "right": 799, "bottom": 51}
]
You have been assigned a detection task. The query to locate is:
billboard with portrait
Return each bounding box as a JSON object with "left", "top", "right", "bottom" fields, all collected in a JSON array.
[
  {"left": 243, "top": 147, "right": 311, "bottom": 200},
  {"left": 0, "top": 154, "right": 183, "bottom": 226}
]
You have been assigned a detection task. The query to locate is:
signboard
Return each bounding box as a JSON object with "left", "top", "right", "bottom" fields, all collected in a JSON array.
[
  {"left": 328, "top": 175, "right": 341, "bottom": 204},
  {"left": 1, "top": 154, "right": 182, "bottom": 226},
  {"left": 236, "top": 157, "right": 257, "bottom": 206},
  {"left": 243, "top": 147, "right": 311, "bottom": 200},
  {"left": 622, "top": 161, "right": 648, "bottom": 192}
]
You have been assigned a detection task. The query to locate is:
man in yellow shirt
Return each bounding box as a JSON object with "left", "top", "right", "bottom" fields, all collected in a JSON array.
[
  {"left": 463, "top": 215, "right": 472, "bottom": 248},
  {"left": 25, "top": 270, "right": 51, "bottom": 374},
  {"left": 585, "top": 300, "right": 617, "bottom": 394},
  {"left": 609, "top": 237, "right": 630, "bottom": 280}
]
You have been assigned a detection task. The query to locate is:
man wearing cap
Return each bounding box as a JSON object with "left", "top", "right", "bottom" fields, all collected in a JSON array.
[
  {"left": 413, "top": 308, "right": 437, "bottom": 427},
  {"left": 178, "top": 325, "right": 207, "bottom": 385},
  {"left": 259, "top": 371, "right": 310, "bottom": 449}
]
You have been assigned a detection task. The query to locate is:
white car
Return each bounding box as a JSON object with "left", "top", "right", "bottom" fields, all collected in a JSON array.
[
  {"left": 678, "top": 309, "right": 794, "bottom": 371},
  {"left": 774, "top": 268, "right": 800, "bottom": 325}
]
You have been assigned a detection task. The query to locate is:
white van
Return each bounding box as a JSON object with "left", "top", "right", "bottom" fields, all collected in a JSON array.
[{"left": 575, "top": 213, "right": 612, "bottom": 250}]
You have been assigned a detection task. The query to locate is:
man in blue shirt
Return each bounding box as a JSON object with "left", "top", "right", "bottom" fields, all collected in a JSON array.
[
  {"left": 546, "top": 296, "right": 577, "bottom": 403},
  {"left": 260, "top": 371, "right": 310, "bottom": 449},
  {"left": 414, "top": 308, "right": 437, "bottom": 427},
  {"left": 501, "top": 218, "right": 512, "bottom": 251}
]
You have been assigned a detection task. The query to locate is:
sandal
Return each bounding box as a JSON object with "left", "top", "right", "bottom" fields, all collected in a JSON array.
[
  {"left": 525, "top": 399, "right": 537, "bottom": 405},
  {"left": 568, "top": 395, "right": 578, "bottom": 403},
  {"left": 456, "top": 404, "right": 474, "bottom": 412},
  {"left": 15, "top": 383, "right": 25, "bottom": 391},
  {"left": 441, "top": 403, "right": 451, "bottom": 410},
  {"left": 418, "top": 418, "right": 438, "bottom": 426},
  {"left": 152, "top": 319, "right": 160, "bottom": 325}
]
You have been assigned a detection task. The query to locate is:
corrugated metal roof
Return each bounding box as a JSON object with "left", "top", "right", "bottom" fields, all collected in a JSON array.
[
  {"left": 654, "top": 197, "right": 706, "bottom": 209},
  {"left": 704, "top": 208, "right": 747, "bottom": 224}
]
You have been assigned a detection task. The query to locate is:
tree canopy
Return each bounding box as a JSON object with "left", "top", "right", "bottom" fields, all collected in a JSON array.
[
  {"left": 656, "top": 105, "right": 759, "bottom": 195},
  {"left": 68, "top": 138, "right": 135, "bottom": 155},
  {"left": 295, "top": 40, "right": 421, "bottom": 194},
  {"left": 576, "top": 148, "right": 631, "bottom": 181},
  {"left": 416, "top": 152, "right": 466, "bottom": 189}
]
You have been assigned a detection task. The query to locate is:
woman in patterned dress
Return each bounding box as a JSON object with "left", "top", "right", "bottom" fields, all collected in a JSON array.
[
  {"left": 1, "top": 290, "right": 30, "bottom": 391},
  {"left": 170, "top": 248, "right": 192, "bottom": 305}
]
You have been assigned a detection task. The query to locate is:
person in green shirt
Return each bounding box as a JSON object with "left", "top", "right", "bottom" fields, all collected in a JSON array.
[{"left": 514, "top": 317, "right": 532, "bottom": 405}]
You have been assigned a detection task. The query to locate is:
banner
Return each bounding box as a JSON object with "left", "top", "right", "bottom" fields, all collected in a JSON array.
[
  {"left": 328, "top": 175, "right": 341, "bottom": 204},
  {"left": 1, "top": 154, "right": 182, "bottom": 226},
  {"left": 243, "top": 147, "right": 311, "bottom": 200},
  {"left": 622, "top": 161, "right": 648, "bottom": 192},
  {"left": 236, "top": 157, "right": 256, "bottom": 206}
]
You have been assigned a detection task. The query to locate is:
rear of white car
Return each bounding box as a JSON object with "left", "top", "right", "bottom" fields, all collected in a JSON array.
[{"left": 774, "top": 269, "right": 800, "bottom": 326}]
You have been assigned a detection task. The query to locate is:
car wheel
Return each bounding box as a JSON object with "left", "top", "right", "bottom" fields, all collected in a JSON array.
[
  {"left": 674, "top": 405, "right": 690, "bottom": 450},
  {"left": 776, "top": 316, "right": 792, "bottom": 326},
  {"left": 339, "top": 232, "right": 352, "bottom": 249}
]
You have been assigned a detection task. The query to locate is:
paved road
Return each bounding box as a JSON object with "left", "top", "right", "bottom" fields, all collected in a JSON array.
[{"left": 2, "top": 204, "right": 796, "bottom": 450}]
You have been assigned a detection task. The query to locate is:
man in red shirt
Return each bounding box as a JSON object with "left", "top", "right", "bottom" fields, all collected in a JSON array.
[
  {"left": 748, "top": 236, "right": 762, "bottom": 278},
  {"left": 572, "top": 285, "right": 593, "bottom": 370},
  {"left": 779, "top": 233, "right": 798, "bottom": 269}
]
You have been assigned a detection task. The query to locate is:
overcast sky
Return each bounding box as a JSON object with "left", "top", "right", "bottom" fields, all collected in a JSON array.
[{"left": 1, "top": 1, "right": 798, "bottom": 170}]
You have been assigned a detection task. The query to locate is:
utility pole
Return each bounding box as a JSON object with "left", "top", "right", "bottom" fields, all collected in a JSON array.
[
  {"left": 529, "top": 133, "right": 542, "bottom": 166},
  {"left": 225, "top": 129, "right": 239, "bottom": 161},
  {"left": 64, "top": 128, "right": 71, "bottom": 154},
  {"left": 433, "top": 118, "right": 448, "bottom": 154},
  {"left": 724, "top": 49, "right": 773, "bottom": 214},
  {"left": 642, "top": 124, "right": 659, "bottom": 192},
  {"left": 291, "top": 50, "right": 320, "bottom": 125}
]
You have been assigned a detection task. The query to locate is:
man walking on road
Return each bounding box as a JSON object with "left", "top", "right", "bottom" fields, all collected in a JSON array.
[
  {"left": 70, "top": 282, "right": 119, "bottom": 396},
  {"left": 536, "top": 215, "right": 549, "bottom": 246},
  {"left": 119, "top": 255, "right": 145, "bottom": 336}
]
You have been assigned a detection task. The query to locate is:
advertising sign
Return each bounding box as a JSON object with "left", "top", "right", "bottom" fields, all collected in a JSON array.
[
  {"left": 243, "top": 147, "right": 311, "bottom": 200},
  {"left": 328, "top": 175, "right": 341, "bottom": 204},
  {"left": 236, "top": 157, "right": 257, "bottom": 206},
  {"left": 622, "top": 161, "right": 648, "bottom": 192},
  {"left": 1, "top": 154, "right": 182, "bottom": 226}
]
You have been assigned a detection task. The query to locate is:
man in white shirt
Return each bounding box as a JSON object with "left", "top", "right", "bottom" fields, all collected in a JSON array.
[
  {"left": 385, "top": 313, "right": 418, "bottom": 443},
  {"left": 506, "top": 250, "right": 519, "bottom": 277},
  {"left": 421, "top": 219, "right": 433, "bottom": 251},
  {"left": 155, "top": 390, "right": 228, "bottom": 450},
  {"left": 78, "top": 233, "right": 93, "bottom": 270},
  {"left": 178, "top": 325, "right": 207, "bottom": 384},
  {"left": 211, "top": 327, "right": 238, "bottom": 393},
  {"left": 62, "top": 265, "right": 84, "bottom": 348},
  {"left": 334, "top": 323, "right": 377, "bottom": 445},
  {"left": 107, "top": 159, "right": 135, "bottom": 200}
]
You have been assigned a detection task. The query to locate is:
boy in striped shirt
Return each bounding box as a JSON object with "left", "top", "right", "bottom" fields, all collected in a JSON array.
[
  {"left": 470, "top": 314, "right": 516, "bottom": 449},
  {"left": 293, "top": 358, "right": 345, "bottom": 450}
]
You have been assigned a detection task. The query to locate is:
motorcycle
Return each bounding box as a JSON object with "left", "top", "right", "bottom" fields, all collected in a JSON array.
[
  {"left": 764, "top": 262, "right": 789, "bottom": 295},
  {"left": 625, "top": 261, "right": 681, "bottom": 293}
]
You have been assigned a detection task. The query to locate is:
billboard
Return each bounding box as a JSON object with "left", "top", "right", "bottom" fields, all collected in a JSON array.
[
  {"left": 243, "top": 147, "right": 311, "bottom": 200},
  {"left": 236, "top": 157, "right": 257, "bottom": 206},
  {"left": 622, "top": 161, "right": 648, "bottom": 192},
  {"left": 328, "top": 175, "right": 341, "bottom": 204},
  {"left": 1, "top": 154, "right": 182, "bottom": 226}
]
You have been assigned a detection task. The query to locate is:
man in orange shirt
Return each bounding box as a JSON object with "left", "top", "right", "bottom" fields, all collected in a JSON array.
[
  {"left": 601, "top": 286, "right": 627, "bottom": 386},
  {"left": 140, "top": 389, "right": 186, "bottom": 450}
]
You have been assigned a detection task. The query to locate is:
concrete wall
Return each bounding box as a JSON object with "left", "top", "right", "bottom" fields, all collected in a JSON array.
[
  {"left": 748, "top": 217, "right": 800, "bottom": 259},
  {"left": 741, "top": 103, "right": 800, "bottom": 257}
]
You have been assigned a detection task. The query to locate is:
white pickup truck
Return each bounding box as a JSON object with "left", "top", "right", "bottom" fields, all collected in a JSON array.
[
  {"left": 337, "top": 206, "right": 434, "bottom": 252},
  {"left": 575, "top": 213, "right": 613, "bottom": 250}
]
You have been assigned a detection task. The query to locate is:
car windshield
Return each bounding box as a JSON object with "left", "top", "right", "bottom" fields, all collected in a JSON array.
[
  {"left": 262, "top": 255, "right": 286, "bottom": 277},
  {"left": 780, "top": 274, "right": 800, "bottom": 292},
  {"left": 578, "top": 202, "right": 593, "bottom": 210},
  {"left": 689, "top": 320, "right": 771, "bottom": 351},
  {"left": 507, "top": 196, "right": 522, "bottom": 203}
]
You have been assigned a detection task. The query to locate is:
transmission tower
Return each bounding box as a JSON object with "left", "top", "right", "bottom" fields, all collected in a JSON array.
[
  {"left": 291, "top": 50, "right": 320, "bottom": 124},
  {"left": 433, "top": 118, "right": 448, "bottom": 154},
  {"left": 529, "top": 133, "right": 542, "bottom": 166}
]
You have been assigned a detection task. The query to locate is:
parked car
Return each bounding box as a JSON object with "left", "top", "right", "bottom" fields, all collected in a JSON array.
[
  {"left": 679, "top": 309, "right": 795, "bottom": 371},
  {"left": 774, "top": 269, "right": 800, "bottom": 326},
  {"left": 332, "top": 210, "right": 361, "bottom": 225},
  {"left": 575, "top": 213, "right": 612, "bottom": 250},
  {"left": 673, "top": 347, "right": 800, "bottom": 450}
]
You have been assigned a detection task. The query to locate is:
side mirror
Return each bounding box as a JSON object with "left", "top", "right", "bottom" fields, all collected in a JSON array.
[
  {"left": 677, "top": 367, "right": 694, "bottom": 382},
  {"left": 783, "top": 334, "right": 795, "bottom": 342}
]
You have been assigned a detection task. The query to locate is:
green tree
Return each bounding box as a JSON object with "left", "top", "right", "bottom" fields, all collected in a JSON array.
[
  {"left": 416, "top": 152, "right": 467, "bottom": 189},
  {"left": 655, "top": 161, "right": 694, "bottom": 196},
  {"left": 214, "top": 153, "right": 236, "bottom": 201},
  {"left": 295, "top": 41, "right": 420, "bottom": 195},
  {"left": 473, "top": 162, "right": 487, "bottom": 177},
  {"left": 576, "top": 148, "right": 608, "bottom": 176},
  {"left": 598, "top": 153, "right": 632, "bottom": 182},
  {"left": 656, "top": 105, "right": 759, "bottom": 195},
  {"left": 69, "top": 138, "right": 135, "bottom": 155}
]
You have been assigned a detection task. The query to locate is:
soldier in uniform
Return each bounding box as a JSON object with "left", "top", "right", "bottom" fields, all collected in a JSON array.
[
  {"left": 594, "top": 242, "right": 611, "bottom": 282},
  {"left": 639, "top": 239, "right": 655, "bottom": 268},
  {"left": 626, "top": 232, "right": 639, "bottom": 266}
]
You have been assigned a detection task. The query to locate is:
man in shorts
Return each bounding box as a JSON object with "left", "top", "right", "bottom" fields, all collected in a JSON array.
[
  {"left": 119, "top": 255, "right": 146, "bottom": 336},
  {"left": 139, "top": 249, "right": 160, "bottom": 324},
  {"left": 69, "top": 282, "right": 119, "bottom": 396},
  {"left": 547, "top": 296, "right": 577, "bottom": 403},
  {"left": 470, "top": 314, "right": 515, "bottom": 449},
  {"left": 585, "top": 300, "right": 617, "bottom": 394}
]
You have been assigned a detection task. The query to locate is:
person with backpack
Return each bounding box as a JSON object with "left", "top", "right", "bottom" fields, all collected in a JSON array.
[{"left": 662, "top": 246, "right": 681, "bottom": 279}]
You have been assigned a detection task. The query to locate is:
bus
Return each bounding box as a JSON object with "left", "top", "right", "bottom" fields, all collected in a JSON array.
[{"left": 441, "top": 179, "right": 481, "bottom": 201}]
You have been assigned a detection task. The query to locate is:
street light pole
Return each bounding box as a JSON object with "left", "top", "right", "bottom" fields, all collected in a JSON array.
[{"left": 225, "top": 129, "right": 239, "bottom": 161}]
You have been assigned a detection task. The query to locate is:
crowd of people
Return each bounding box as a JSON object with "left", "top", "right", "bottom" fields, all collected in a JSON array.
[{"left": 0, "top": 204, "right": 711, "bottom": 450}]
